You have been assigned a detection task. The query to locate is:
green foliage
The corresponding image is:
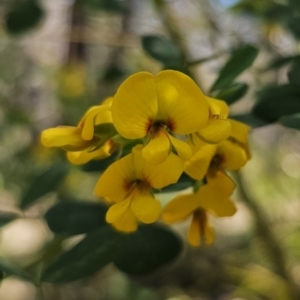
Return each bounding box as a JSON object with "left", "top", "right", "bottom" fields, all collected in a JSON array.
[
  {"left": 113, "top": 224, "right": 182, "bottom": 274},
  {"left": 0, "top": 257, "right": 32, "bottom": 282},
  {"left": 252, "top": 85, "right": 300, "bottom": 123},
  {"left": 280, "top": 113, "right": 300, "bottom": 130},
  {"left": 230, "top": 113, "right": 269, "bottom": 128},
  {"left": 45, "top": 201, "right": 108, "bottom": 236},
  {"left": 0, "top": 212, "right": 18, "bottom": 227},
  {"left": 265, "top": 55, "right": 300, "bottom": 70},
  {"left": 142, "top": 35, "right": 182, "bottom": 66},
  {"left": 5, "top": 0, "right": 44, "bottom": 35},
  {"left": 94, "top": 123, "right": 118, "bottom": 141},
  {"left": 287, "top": 61, "right": 300, "bottom": 86},
  {"left": 215, "top": 82, "right": 249, "bottom": 105},
  {"left": 83, "top": 0, "right": 126, "bottom": 12},
  {"left": 41, "top": 226, "right": 121, "bottom": 283},
  {"left": 20, "top": 162, "right": 69, "bottom": 209},
  {"left": 160, "top": 172, "right": 195, "bottom": 193}
]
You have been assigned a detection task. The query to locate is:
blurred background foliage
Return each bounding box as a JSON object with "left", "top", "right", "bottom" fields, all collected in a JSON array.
[{"left": 0, "top": 0, "right": 300, "bottom": 299}]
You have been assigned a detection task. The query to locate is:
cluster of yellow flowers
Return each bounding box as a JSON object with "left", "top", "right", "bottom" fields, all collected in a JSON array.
[{"left": 41, "top": 70, "right": 250, "bottom": 247}]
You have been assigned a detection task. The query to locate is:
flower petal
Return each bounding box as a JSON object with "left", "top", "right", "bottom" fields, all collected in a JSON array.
[
  {"left": 162, "top": 194, "right": 199, "bottom": 224},
  {"left": 206, "top": 97, "right": 229, "bottom": 118},
  {"left": 106, "top": 198, "right": 131, "bottom": 224},
  {"left": 112, "top": 207, "right": 138, "bottom": 233},
  {"left": 131, "top": 190, "right": 161, "bottom": 224},
  {"left": 184, "top": 141, "right": 217, "bottom": 180},
  {"left": 94, "top": 153, "right": 135, "bottom": 202},
  {"left": 111, "top": 72, "right": 158, "bottom": 139},
  {"left": 41, "top": 127, "right": 89, "bottom": 150},
  {"left": 198, "top": 119, "right": 232, "bottom": 144},
  {"left": 204, "top": 221, "right": 215, "bottom": 245},
  {"left": 132, "top": 145, "right": 184, "bottom": 189},
  {"left": 168, "top": 134, "right": 192, "bottom": 161},
  {"left": 142, "top": 129, "right": 171, "bottom": 165},
  {"left": 187, "top": 213, "right": 201, "bottom": 247},
  {"left": 218, "top": 139, "right": 248, "bottom": 170},
  {"left": 155, "top": 70, "right": 209, "bottom": 134}
]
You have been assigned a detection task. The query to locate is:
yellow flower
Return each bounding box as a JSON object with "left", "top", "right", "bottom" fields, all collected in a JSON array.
[
  {"left": 185, "top": 119, "right": 250, "bottom": 180},
  {"left": 162, "top": 170, "right": 236, "bottom": 246},
  {"left": 94, "top": 145, "right": 184, "bottom": 232},
  {"left": 41, "top": 97, "right": 116, "bottom": 164},
  {"left": 111, "top": 70, "right": 209, "bottom": 165},
  {"left": 196, "top": 97, "right": 232, "bottom": 144}
]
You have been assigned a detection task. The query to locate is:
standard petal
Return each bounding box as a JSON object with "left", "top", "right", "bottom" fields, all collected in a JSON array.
[
  {"left": 41, "top": 127, "right": 89, "bottom": 150},
  {"left": 187, "top": 213, "right": 201, "bottom": 247},
  {"left": 218, "top": 140, "right": 248, "bottom": 170},
  {"left": 198, "top": 119, "right": 232, "bottom": 144},
  {"left": 112, "top": 207, "right": 138, "bottom": 233},
  {"left": 206, "top": 170, "right": 236, "bottom": 197},
  {"left": 162, "top": 194, "right": 199, "bottom": 224},
  {"left": 142, "top": 129, "right": 171, "bottom": 165},
  {"left": 131, "top": 190, "right": 161, "bottom": 224},
  {"left": 204, "top": 221, "right": 215, "bottom": 245},
  {"left": 168, "top": 134, "right": 192, "bottom": 161},
  {"left": 106, "top": 198, "right": 131, "bottom": 224},
  {"left": 94, "top": 153, "right": 135, "bottom": 202},
  {"left": 155, "top": 70, "right": 209, "bottom": 134},
  {"left": 206, "top": 97, "right": 229, "bottom": 118},
  {"left": 111, "top": 72, "right": 158, "bottom": 139},
  {"left": 184, "top": 142, "right": 217, "bottom": 180}
]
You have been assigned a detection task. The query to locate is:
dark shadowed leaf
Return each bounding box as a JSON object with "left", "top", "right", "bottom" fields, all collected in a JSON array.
[
  {"left": 280, "top": 113, "right": 300, "bottom": 130},
  {"left": 215, "top": 82, "right": 248, "bottom": 105},
  {"left": 253, "top": 84, "right": 300, "bottom": 122},
  {"left": 84, "top": 0, "right": 126, "bottom": 12},
  {"left": 5, "top": 0, "right": 44, "bottom": 35},
  {"left": 265, "top": 55, "right": 300, "bottom": 70},
  {"left": 113, "top": 224, "right": 182, "bottom": 274},
  {"left": 288, "top": 61, "right": 300, "bottom": 86},
  {"left": 41, "top": 226, "right": 121, "bottom": 283},
  {"left": 0, "top": 213, "right": 18, "bottom": 227},
  {"left": 21, "top": 163, "right": 69, "bottom": 209},
  {"left": 230, "top": 113, "right": 270, "bottom": 128},
  {"left": 0, "top": 257, "right": 32, "bottom": 281},
  {"left": 210, "top": 45, "right": 259, "bottom": 92},
  {"left": 45, "top": 201, "right": 108, "bottom": 235},
  {"left": 142, "top": 35, "right": 182, "bottom": 65}
]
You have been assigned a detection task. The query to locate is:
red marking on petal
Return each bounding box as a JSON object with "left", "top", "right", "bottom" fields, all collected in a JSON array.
[{"left": 167, "top": 118, "right": 175, "bottom": 132}]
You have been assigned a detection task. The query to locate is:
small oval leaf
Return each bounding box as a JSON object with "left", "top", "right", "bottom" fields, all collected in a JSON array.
[
  {"left": 215, "top": 82, "right": 249, "bottom": 105},
  {"left": 45, "top": 201, "right": 108, "bottom": 236},
  {"left": 113, "top": 224, "right": 182, "bottom": 274}
]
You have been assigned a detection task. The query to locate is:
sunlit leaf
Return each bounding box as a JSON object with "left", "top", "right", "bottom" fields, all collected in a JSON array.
[
  {"left": 0, "top": 257, "right": 32, "bottom": 282},
  {"left": 215, "top": 82, "right": 248, "bottom": 105},
  {"left": 5, "top": 0, "right": 44, "bottom": 35},
  {"left": 0, "top": 212, "right": 18, "bottom": 227},
  {"left": 280, "top": 113, "right": 300, "bottom": 130},
  {"left": 41, "top": 226, "right": 121, "bottom": 283},
  {"left": 253, "top": 84, "right": 300, "bottom": 122},
  {"left": 20, "top": 162, "right": 69, "bottom": 209},
  {"left": 210, "top": 45, "right": 259, "bottom": 92},
  {"left": 113, "top": 224, "right": 182, "bottom": 274},
  {"left": 45, "top": 201, "right": 108, "bottom": 236},
  {"left": 142, "top": 35, "right": 182, "bottom": 65}
]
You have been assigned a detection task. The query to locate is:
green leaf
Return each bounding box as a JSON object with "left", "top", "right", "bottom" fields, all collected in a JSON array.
[
  {"left": 280, "top": 113, "right": 300, "bottom": 130},
  {"left": 265, "top": 55, "right": 300, "bottom": 70},
  {"left": 287, "top": 16, "right": 300, "bottom": 39},
  {"left": 21, "top": 162, "right": 69, "bottom": 209},
  {"left": 0, "top": 212, "right": 18, "bottom": 227},
  {"left": 41, "top": 226, "right": 121, "bottom": 283},
  {"left": 113, "top": 224, "right": 182, "bottom": 274},
  {"left": 142, "top": 35, "right": 182, "bottom": 65},
  {"left": 45, "top": 201, "right": 107, "bottom": 236},
  {"left": 84, "top": 0, "right": 126, "bottom": 12},
  {"left": 230, "top": 113, "right": 269, "bottom": 128},
  {"left": 288, "top": 61, "right": 300, "bottom": 86},
  {"left": 159, "top": 172, "right": 195, "bottom": 193},
  {"left": 215, "top": 82, "right": 248, "bottom": 105},
  {"left": 210, "top": 45, "right": 259, "bottom": 92},
  {"left": 253, "top": 84, "right": 300, "bottom": 122},
  {"left": 0, "top": 257, "right": 32, "bottom": 281},
  {"left": 93, "top": 123, "right": 118, "bottom": 140},
  {"left": 5, "top": 0, "right": 44, "bottom": 35}
]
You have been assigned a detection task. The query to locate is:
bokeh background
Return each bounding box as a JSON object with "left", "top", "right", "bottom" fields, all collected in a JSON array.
[{"left": 0, "top": 0, "right": 300, "bottom": 299}]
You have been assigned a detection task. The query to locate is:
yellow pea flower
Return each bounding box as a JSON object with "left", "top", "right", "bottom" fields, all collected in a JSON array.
[
  {"left": 41, "top": 97, "right": 116, "bottom": 164},
  {"left": 185, "top": 119, "right": 250, "bottom": 180},
  {"left": 111, "top": 70, "right": 209, "bottom": 165},
  {"left": 94, "top": 145, "right": 184, "bottom": 232},
  {"left": 197, "top": 97, "right": 232, "bottom": 144},
  {"left": 162, "top": 170, "right": 236, "bottom": 246}
]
